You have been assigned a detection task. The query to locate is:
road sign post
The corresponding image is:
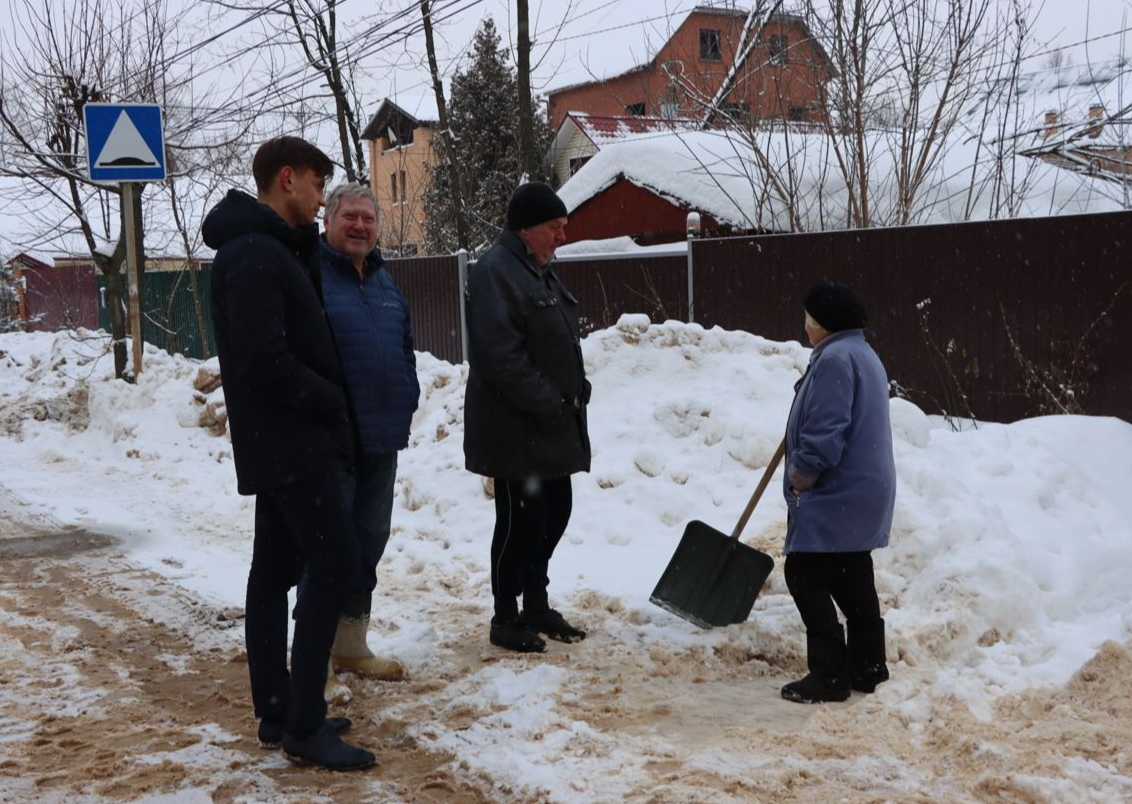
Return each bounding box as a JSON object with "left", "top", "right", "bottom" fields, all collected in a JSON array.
[
  {"left": 83, "top": 103, "right": 166, "bottom": 380},
  {"left": 121, "top": 183, "right": 144, "bottom": 380}
]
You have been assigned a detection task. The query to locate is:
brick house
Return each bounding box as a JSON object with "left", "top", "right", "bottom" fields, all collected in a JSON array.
[
  {"left": 549, "top": 112, "right": 702, "bottom": 186},
  {"left": 361, "top": 97, "right": 439, "bottom": 256},
  {"left": 546, "top": 7, "right": 833, "bottom": 131}
]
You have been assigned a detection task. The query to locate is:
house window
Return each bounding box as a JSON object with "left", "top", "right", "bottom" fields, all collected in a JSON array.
[
  {"left": 768, "top": 35, "right": 788, "bottom": 65},
  {"left": 390, "top": 170, "right": 407, "bottom": 204},
  {"left": 788, "top": 105, "right": 807, "bottom": 122},
  {"left": 625, "top": 102, "right": 646, "bottom": 116},
  {"left": 569, "top": 156, "right": 591, "bottom": 175},
  {"left": 700, "top": 29, "right": 722, "bottom": 61},
  {"left": 721, "top": 101, "right": 750, "bottom": 121}
]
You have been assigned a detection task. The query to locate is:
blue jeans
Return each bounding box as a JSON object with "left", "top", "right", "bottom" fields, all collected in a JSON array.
[
  {"left": 294, "top": 453, "right": 397, "bottom": 620},
  {"left": 246, "top": 473, "right": 373, "bottom": 737},
  {"left": 340, "top": 452, "right": 398, "bottom": 619}
]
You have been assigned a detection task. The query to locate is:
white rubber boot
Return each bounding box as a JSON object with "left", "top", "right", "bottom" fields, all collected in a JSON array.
[
  {"left": 331, "top": 616, "right": 406, "bottom": 681},
  {"left": 324, "top": 654, "right": 353, "bottom": 704}
]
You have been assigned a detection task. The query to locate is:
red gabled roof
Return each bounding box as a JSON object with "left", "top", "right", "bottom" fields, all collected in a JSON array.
[{"left": 568, "top": 112, "right": 701, "bottom": 146}]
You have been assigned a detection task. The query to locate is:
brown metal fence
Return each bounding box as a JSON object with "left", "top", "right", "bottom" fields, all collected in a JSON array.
[
  {"left": 693, "top": 211, "right": 1131, "bottom": 423},
  {"left": 373, "top": 210, "right": 1132, "bottom": 424},
  {"left": 383, "top": 254, "right": 464, "bottom": 364},
  {"left": 553, "top": 254, "right": 688, "bottom": 335}
]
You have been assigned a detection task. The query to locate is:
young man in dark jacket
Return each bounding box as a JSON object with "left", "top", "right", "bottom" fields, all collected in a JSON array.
[
  {"left": 203, "top": 137, "right": 375, "bottom": 770},
  {"left": 318, "top": 182, "right": 419, "bottom": 691},
  {"left": 464, "top": 182, "right": 592, "bottom": 653}
]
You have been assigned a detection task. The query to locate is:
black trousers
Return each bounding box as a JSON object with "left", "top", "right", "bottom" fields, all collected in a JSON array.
[
  {"left": 490, "top": 476, "right": 573, "bottom": 620},
  {"left": 246, "top": 473, "right": 373, "bottom": 737},
  {"left": 784, "top": 551, "right": 884, "bottom": 677}
]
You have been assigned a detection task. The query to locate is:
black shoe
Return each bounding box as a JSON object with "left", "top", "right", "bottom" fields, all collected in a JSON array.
[
  {"left": 259, "top": 716, "right": 352, "bottom": 749},
  {"left": 281, "top": 723, "right": 376, "bottom": 771},
  {"left": 489, "top": 617, "right": 547, "bottom": 653},
  {"left": 781, "top": 673, "right": 851, "bottom": 704},
  {"left": 851, "top": 663, "right": 890, "bottom": 693},
  {"left": 521, "top": 608, "right": 586, "bottom": 643}
]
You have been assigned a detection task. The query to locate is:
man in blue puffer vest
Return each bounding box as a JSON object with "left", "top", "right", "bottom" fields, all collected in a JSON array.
[{"left": 319, "top": 183, "right": 420, "bottom": 693}]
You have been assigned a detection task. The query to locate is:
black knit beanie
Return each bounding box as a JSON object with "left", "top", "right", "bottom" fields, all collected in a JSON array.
[
  {"left": 506, "top": 182, "right": 567, "bottom": 231},
  {"left": 803, "top": 282, "right": 868, "bottom": 332}
]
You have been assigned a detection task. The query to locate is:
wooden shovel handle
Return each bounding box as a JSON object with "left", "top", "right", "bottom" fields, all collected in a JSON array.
[{"left": 729, "top": 438, "right": 786, "bottom": 541}]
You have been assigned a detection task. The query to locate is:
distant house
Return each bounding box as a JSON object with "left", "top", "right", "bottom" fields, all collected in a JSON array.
[
  {"left": 549, "top": 112, "right": 701, "bottom": 186},
  {"left": 7, "top": 253, "right": 99, "bottom": 332},
  {"left": 546, "top": 7, "right": 833, "bottom": 131},
  {"left": 1007, "top": 59, "right": 1132, "bottom": 184},
  {"left": 361, "top": 97, "right": 439, "bottom": 256}
]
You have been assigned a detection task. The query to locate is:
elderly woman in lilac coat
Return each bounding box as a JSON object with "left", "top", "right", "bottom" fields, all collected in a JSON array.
[{"left": 781, "top": 282, "right": 897, "bottom": 704}]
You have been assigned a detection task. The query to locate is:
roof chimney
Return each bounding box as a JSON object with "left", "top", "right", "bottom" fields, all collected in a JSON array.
[
  {"left": 1042, "top": 110, "right": 1061, "bottom": 140},
  {"left": 1087, "top": 104, "right": 1105, "bottom": 138}
]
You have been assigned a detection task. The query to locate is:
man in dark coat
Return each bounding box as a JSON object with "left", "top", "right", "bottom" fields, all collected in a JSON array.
[
  {"left": 203, "top": 137, "right": 375, "bottom": 770},
  {"left": 780, "top": 282, "right": 896, "bottom": 704},
  {"left": 463, "top": 181, "right": 592, "bottom": 653},
  {"left": 318, "top": 182, "right": 419, "bottom": 691}
]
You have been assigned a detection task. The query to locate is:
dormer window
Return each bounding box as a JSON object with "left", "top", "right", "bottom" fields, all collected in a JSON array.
[{"left": 700, "top": 29, "right": 722, "bottom": 61}]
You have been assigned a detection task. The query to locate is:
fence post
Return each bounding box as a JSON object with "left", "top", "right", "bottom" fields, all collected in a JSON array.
[
  {"left": 457, "top": 249, "right": 469, "bottom": 363},
  {"left": 687, "top": 238, "right": 695, "bottom": 323},
  {"left": 686, "top": 212, "right": 700, "bottom": 323}
]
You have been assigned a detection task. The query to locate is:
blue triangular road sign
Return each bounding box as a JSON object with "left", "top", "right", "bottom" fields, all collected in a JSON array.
[{"left": 84, "top": 103, "right": 166, "bottom": 182}]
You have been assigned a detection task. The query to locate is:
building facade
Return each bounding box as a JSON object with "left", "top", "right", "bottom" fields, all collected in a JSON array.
[
  {"left": 547, "top": 8, "right": 832, "bottom": 131},
  {"left": 362, "top": 98, "right": 438, "bottom": 257}
]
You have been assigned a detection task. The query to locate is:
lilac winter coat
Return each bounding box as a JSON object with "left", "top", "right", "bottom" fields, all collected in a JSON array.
[{"left": 783, "top": 329, "right": 896, "bottom": 553}]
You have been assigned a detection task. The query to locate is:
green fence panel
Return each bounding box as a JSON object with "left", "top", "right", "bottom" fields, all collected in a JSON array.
[{"left": 96, "top": 268, "right": 215, "bottom": 360}]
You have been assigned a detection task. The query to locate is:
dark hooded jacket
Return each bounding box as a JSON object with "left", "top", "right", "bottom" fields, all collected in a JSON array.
[
  {"left": 463, "top": 230, "right": 591, "bottom": 479},
  {"left": 204, "top": 189, "right": 353, "bottom": 495}
]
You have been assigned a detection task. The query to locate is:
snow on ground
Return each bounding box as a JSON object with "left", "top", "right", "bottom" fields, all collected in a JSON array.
[{"left": 1, "top": 318, "right": 1131, "bottom": 801}]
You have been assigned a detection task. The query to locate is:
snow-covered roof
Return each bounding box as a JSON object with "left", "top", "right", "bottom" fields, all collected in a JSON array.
[
  {"left": 556, "top": 127, "right": 1127, "bottom": 233},
  {"left": 964, "top": 58, "right": 1132, "bottom": 150}
]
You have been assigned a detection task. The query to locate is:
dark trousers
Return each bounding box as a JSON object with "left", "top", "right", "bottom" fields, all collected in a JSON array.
[
  {"left": 784, "top": 551, "right": 884, "bottom": 678},
  {"left": 246, "top": 473, "right": 373, "bottom": 737},
  {"left": 490, "top": 476, "right": 572, "bottom": 621}
]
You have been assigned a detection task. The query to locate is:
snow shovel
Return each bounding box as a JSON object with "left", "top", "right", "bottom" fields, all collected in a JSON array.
[{"left": 650, "top": 438, "right": 784, "bottom": 629}]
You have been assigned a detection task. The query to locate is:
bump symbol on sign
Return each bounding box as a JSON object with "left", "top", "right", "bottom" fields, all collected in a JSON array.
[{"left": 94, "top": 111, "right": 159, "bottom": 168}]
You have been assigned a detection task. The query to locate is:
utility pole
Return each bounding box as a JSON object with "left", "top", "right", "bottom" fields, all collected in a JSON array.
[
  {"left": 516, "top": 0, "right": 539, "bottom": 179},
  {"left": 420, "top": 0, "right": 470, "bottom": 250}
]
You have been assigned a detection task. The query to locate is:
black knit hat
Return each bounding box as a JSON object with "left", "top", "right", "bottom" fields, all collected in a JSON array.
[
  {"left": 506, "top": 182, "right": 567, "bottom": 231},
  {"left": 803, "top": 282, "right": 868, "bottom": 332}
]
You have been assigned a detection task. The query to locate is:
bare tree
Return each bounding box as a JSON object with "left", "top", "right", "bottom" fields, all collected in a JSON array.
[
  {"left": 0, "top": 0, "right": 257, "bottom": 377},
  {"left": 667, "top": 0, "right": 1038, "bottom": 232},
  {"left": 205, "top": 0, "right": 369, "bottom": 182},
  {"left": 515, "top": 0, "right": 538, "bottom": 179},
  {"left": 420, "top": 0, "right": 469, "bottom": 250}
]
